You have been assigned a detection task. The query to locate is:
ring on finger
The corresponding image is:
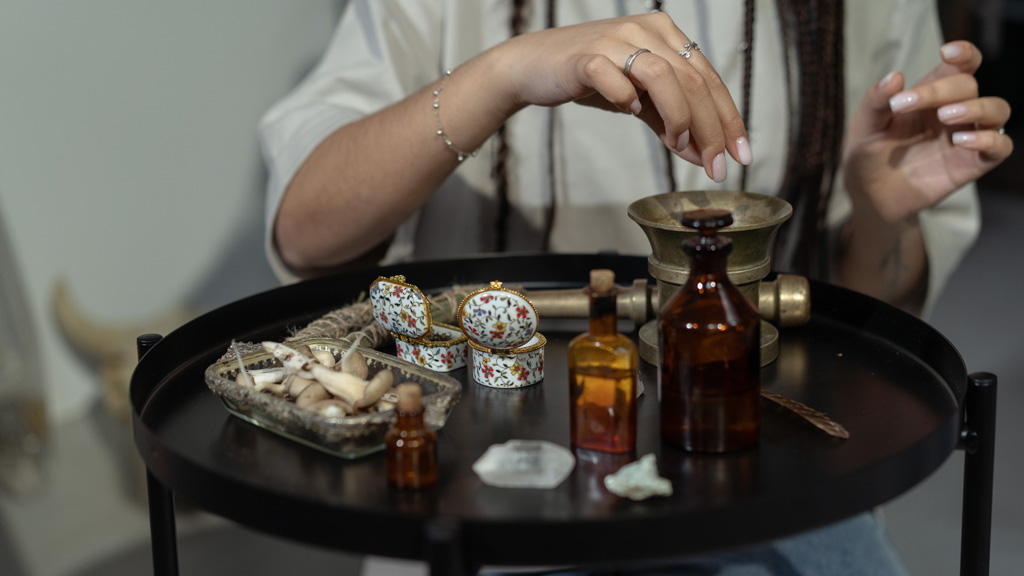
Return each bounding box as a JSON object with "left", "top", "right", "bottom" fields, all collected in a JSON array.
[
  {"left": 678, "top": 41, "right": 701, "bottom": 59},
  {"left": 623, "top": 48, "right": 651, "bottom": 76}
]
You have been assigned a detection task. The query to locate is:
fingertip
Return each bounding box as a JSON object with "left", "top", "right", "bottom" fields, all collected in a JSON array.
[
  {"left": 704, "top": 152, "right": 727, "bottom": 183},
  {"left": 734, "top": 136, "right": 753, "bottom": 166},
  {"left": 878, "top": 71, "right": 897, "bottom": 90},
  {"left": 888, "top": 90, "right": 919, "bottom": 113},
  {"left": 951, "top": 131, "right": 978, "bottom": 146},
  {"left": 940, "top": 42, "right": 964, "bottom": 61},
  {"left": 675, "top": 130, "right": 691, "bottom": 153},
  {"left": 873, "top": 71, "right": 903, "bottom": 113}
]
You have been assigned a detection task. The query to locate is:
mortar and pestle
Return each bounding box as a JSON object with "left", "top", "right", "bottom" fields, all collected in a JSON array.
[{"left": 627, "top": 190, "right": 803, "bottom": 367}]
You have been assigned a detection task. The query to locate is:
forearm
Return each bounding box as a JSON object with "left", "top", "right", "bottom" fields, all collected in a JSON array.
[
  {"left": 836, "top": 212, "right": 927, "bottom": 313},
  {"left": 274, "top": 52, "right": 517, "bottom": 276},
  {"left": 272, "top": 11, "right": 754, "bottom": 277}
]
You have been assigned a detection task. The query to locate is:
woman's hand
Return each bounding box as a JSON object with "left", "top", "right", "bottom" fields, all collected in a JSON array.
[
  {"left": 837, "top": 40, "right": 1012, "bottom": 311},
  {"left": 491, "top": 11, "right": 751, "bottom": 182},
  {"left": 843, "top": 40, "right": 1012, "bottom": 226},
  {"left": 276, "top": 11, "right": 753, "bottom": 275}
]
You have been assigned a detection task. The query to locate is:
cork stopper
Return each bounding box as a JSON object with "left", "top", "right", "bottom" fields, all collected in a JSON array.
[
  {"left": 396, "top": 382, "right": 423, "bottom": 412},
  {"left": 590, "top": 269, "right": 615, "bottom": 295}
]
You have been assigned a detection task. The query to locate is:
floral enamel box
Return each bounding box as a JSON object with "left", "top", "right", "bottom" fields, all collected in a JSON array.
[
  {"left": 457, "top": 281, "right": 546, "bottom": 388},
  {"left": 369, "top": 275, "right": 469, "bottom": 372}
]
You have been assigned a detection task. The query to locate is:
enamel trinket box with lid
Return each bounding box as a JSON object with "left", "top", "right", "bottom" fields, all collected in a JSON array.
[
  {"left": 457, "top": 281, "right": 546, "bottom": 388},
  {"left": 369, "top": 275, "right": 469, "bottom": 372}
]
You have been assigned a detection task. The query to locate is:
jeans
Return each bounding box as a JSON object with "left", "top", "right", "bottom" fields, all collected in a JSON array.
[{"left": 486, "top": 513, "right": 910, "bottom": 576}]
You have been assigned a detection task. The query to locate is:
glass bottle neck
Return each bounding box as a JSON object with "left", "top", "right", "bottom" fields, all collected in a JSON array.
[
  {"left": 588, "top": 292, "right": 618, "bottom": 335},
  {"left": 685, "top": 235, "right": 731, "bottom": 280},
  {"left": 689, "top": 251, "right": 729, "bottom": 277},
  {"left": 396, "top": 407, "right": 425, "bottom": 428}
]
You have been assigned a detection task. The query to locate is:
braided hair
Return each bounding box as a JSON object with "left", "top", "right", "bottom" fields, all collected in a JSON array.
[
  {"left": 773, "top": 0, "right": 845, "bottom": 277},
  {"left": 491, "top": 0, "right": 845, "bottom": 279}
]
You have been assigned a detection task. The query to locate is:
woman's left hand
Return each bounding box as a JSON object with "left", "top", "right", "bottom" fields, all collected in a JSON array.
[{"left": 843, "top": 40, "right": 1013, "bottom": 226}]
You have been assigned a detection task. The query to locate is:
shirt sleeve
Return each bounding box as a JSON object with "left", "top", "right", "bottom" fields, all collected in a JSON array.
[
  {"left": 827, "top": 0, "right": 981, "bottom": 318},
  {"left": 257, "top": 0, "right": 442, "bottom": 283}
]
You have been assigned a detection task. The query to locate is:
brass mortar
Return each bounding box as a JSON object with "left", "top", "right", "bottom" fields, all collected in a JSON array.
[{"left": 627, "top": 190, "right": 796, "bottom": 366}]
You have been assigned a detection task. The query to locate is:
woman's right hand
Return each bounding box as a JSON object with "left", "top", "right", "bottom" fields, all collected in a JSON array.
[
  {"left": 275, "top": 10, "right": 751, "bottom": 276},
  {"left": 489, "top": 11, "right": 751, "bottom": 182}
]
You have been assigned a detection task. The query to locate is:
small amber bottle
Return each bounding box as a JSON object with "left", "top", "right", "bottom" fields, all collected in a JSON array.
[
  {"left": 658, "top": 209, "right": 760, "bottom": 452},
  {"left": 386, "top": 383, "right": 438, "bottom": 489},
  {"left": 568, "top": 269, "right": 638, "bottom": 453}
]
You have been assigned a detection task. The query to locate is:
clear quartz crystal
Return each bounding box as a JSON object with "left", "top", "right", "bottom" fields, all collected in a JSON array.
[{"left": 471, "top": 439, "right": 575, "bottom": 489}]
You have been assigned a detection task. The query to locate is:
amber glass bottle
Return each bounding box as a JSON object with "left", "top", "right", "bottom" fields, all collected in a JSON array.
[
  {"left": 658, "top": 209, "right": 760, "bottom": 452},
  {"left": 386, "top": 383, "right": 438, "bottom": 489},
  {"left": 568, "top": 269, "right": 638, "bottom": 453}
]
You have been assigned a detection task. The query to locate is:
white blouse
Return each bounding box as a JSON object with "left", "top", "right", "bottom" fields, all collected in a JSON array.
[{"left": 259, "top": 0, "right": 979, "bottom": 317}]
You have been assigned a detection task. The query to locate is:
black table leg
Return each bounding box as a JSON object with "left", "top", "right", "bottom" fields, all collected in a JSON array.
[
  {"left": 959, "top": 372, "right": 997, "bottom": 576},
  {"left": 425, "top": 517, "right": 473, "bottom": 576},
  {"left": 138, "top": 333, "right": 179, "bottom": 576},
  {"left": 146, "top": 469, "right": 180, "bottom": 576}
]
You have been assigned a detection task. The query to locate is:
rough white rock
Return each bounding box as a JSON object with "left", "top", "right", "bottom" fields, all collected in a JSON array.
[{"left": 603, "top": 453, "right": 673, "bottom": 501}]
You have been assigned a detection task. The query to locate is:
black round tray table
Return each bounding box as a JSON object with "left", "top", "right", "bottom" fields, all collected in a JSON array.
[{"left": 130, "top": 254, "right": 996, "bottom": 576}]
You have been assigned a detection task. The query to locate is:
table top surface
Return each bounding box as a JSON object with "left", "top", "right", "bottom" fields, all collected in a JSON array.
[{"left": 130, "top": 254, "right": 967, "bottom": 568}]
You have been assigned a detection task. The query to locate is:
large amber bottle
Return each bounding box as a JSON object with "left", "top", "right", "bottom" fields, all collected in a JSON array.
[
  {"left": 386, "top": 383, "right": 438, "bottom": 489},
  {"left": 568, "top": 269, "right": 638, "bottom": 453},
  {"left": 658, "top": 209, "right": 760, "bottom": 452}
]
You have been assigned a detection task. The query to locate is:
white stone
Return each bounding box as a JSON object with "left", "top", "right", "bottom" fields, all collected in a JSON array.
[{"left": 603, "top": 453, "right": 673, "bottom": 501}]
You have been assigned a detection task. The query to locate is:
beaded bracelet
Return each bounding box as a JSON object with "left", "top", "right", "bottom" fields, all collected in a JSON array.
[{"left": 433, "top": 69, "right": 476, "bottom": 162}]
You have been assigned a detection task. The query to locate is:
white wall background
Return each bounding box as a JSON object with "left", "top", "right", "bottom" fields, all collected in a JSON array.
[{"left": 0, "top": 1, "right": 344, "bottom": 423}]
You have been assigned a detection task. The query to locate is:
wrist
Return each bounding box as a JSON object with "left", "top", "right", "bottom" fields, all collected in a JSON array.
[{"left": 431, "top": 49, "right": 523, "bottom": 157}]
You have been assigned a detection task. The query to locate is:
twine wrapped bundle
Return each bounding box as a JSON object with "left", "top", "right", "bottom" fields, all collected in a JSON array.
[{"left": 287, "top": 287, "right": 472, "bottom": 349}]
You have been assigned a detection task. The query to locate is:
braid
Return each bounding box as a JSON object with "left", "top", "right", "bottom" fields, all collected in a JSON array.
[
  {"left": 493, "top": 0, "right": 528, "bottom": 252},
  {"left": 494, "top": 1, "right": 558, "bottom": 251},
  {"left": 541, "top": 0, "right": 558, "bottom": 250},
  {"left": 739, "top": 0, "right": 756, "bottom": 191},
  {"left": 773, "top": 0, "right": 844, "bottom": 278}
]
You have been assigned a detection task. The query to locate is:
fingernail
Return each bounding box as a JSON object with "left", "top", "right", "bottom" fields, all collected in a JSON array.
[
  {"left": 676, "top": 130, "right": 690, "bottom": 152},
  {"left": 629, "top": 99, "right": 642, "bottom": 115},
  {"left": 878, "top": 71, "right": 896, "bottom": 89},
  {"left": 952, "top": 131, "right": 977, "bottom": 145},
  {"left": 711, "top": 153, "right": 727, "bottom": 183},
  {"left": 941, "top": 43, "right": 963, "bottom": 60},
  {"left": 889, "top": 91, "right": 918, "bottom": 113},
  {"left": 735, "top": 136, "right": 753, "bottom": 165},
  {"left": 937, "top": 104, "right": 968, "bottom": 122}
]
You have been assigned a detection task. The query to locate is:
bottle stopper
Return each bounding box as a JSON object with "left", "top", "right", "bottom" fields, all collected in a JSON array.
[
  {"left": 396, "top": 382, "right": 423, "bottom": 412},
  {"left": 590, "top": 269, "right": 616, "bottom": 295},
  {"left": 681, "top": 209, "right": 733, "bottom": 236}
]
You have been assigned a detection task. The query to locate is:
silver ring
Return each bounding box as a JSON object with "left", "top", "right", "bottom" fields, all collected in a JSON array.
[
  {"left": 678, "top": 41, "right": 701, "bottom": 59},
  {"left": 998, "top": 127, "right": 1006, "bottom": 135},
  {"left": 623, "top": 48, "right": 650, "bottom": 76}
]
